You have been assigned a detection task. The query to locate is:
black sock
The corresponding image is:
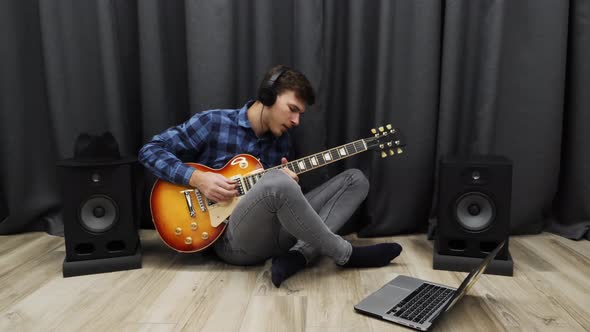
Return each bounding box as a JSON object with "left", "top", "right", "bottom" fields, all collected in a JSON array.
[
  {"left": 271, "top": 250, "right": 307, "bottom": 288},
  {"left": 339, "top": 243, "right": 403, "bottom": 268}
]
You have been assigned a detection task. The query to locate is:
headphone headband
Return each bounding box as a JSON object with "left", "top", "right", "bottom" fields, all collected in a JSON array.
[{"left": 266, "top": 67, "right": 287, "bottom": 88}]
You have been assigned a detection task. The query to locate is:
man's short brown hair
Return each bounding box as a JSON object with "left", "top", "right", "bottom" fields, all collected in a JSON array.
[{"left": 259, "top": 65, "right": 316, "bottom": 106}]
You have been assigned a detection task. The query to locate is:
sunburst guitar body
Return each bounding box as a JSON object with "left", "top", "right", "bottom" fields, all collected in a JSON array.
[
  {"left": 150, "top": 154, "right": 263, "bottom": 253},
  {"left": 150, "top": 124, "right": 406, "bottom": 252}
]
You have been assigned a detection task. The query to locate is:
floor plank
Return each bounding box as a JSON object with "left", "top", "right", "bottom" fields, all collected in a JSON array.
[{"left": 0, "top": 231, "right": 588, "bottom": 331}]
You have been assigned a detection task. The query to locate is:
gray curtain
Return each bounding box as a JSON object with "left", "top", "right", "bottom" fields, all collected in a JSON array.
[
  {"left": 1, "top": 0, "right": 588, "bottom": 241},
  {"left": 550, "top": 0, "right": 590, "bottom": 240}
]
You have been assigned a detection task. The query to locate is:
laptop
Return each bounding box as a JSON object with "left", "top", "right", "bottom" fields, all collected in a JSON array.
[{"left": 354, "top": 241, "right": 506, "bottom": 331}]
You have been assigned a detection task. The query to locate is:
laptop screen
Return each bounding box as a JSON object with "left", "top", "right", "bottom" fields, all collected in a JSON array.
[{"left": 443, "top": 241, "right": 506, "bottom": 311}]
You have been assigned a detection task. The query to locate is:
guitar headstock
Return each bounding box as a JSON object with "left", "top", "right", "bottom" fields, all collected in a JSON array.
[{"left": 364, "top": 124, "right": 406, "bottom": 158}]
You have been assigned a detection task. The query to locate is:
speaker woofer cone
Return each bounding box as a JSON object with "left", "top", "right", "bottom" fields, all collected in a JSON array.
[
  {"left": 79, "top": 195, "right": 118, "bottom": 233},
  {"left": 454, "top": 192, "right": 495, "bottom": 232}
]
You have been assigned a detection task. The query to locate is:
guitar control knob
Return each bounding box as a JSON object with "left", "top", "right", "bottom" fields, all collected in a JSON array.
[
  {"left": 190, "top": 222, "right": 198, "bottom": 230},
  {"left": 201, "top": 232, "right": 209, "bottom": 240},
  {"left": 185, "top": 237, "right": 193, "bottom": 245},
  {"left": 175, "top": 227, "right": 182, "bottom": 235}
]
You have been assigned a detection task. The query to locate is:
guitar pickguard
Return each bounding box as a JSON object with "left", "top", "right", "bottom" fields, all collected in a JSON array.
[{"left": 208, "top": 197, "right": 241, "bottom": 227}]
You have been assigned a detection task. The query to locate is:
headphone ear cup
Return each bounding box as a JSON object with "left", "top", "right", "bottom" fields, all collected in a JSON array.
[{"left": 258, "top": 87, "right": 276, "bottom": 106}]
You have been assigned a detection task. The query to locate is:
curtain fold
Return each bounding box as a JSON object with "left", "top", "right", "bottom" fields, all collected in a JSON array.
[
  {"left": 550, "top": 0, "right": 590, "bottom": 240},
  {"left": 1, "top": 0, "right": 60, "bottom": 234},
  {"left": 138, "top": 0, "right": 189, "bottom": 137},
  {"left": 493, "top": 0, "right": 569, "bottom": 234},
  {"left": 322, "top": 0, "right": 444, "bottom": 235},
  {"left": 0, "top": 0, "right": 588, "bottom": 241}
]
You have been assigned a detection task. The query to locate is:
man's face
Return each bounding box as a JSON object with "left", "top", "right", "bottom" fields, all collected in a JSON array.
[{"left": 267, "top": 90, "right": 306, "bottom": 137}]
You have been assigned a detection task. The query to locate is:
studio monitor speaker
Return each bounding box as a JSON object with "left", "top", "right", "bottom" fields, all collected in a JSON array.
[
  {"left": 57, "top": 157, "right": 142, "bottom": 277},
  {"left": 434, "top": 155, "right": 513, "bottom": 276}
]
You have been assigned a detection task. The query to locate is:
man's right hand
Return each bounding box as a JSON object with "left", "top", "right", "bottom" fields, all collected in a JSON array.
[{"left": 189, "top": 170, "right": 237, "bottom": 203}]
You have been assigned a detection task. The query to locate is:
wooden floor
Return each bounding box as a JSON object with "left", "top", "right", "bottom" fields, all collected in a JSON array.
[{"left": 0, "top": 230, "right": 589, "bottom": 332}]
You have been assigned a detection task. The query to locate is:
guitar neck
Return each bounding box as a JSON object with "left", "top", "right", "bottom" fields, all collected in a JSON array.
[
  {"left": 268, "top": 139, "right": 367, "bottom": 175},
  {"left": 239, "top": 124, "right": 404, "bottom": 192}
]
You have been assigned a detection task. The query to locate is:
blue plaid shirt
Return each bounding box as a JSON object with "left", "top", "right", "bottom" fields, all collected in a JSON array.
[{"left": 138, "top": 101, "right": 291, "bottom": 185}]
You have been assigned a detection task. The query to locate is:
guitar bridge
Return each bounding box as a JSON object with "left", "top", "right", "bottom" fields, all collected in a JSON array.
[{"left": 182, "top": 190, "right": 196, "bottom": 217}]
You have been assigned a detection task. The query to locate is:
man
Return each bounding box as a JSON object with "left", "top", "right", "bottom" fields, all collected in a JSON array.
[{"left": 139, "top": 65, "right": 402, "bottom": 287}]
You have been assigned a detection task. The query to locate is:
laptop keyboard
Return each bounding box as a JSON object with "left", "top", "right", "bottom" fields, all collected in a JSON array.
[{"left": 387, "top": 283, "right": 454, "bottom": 325}]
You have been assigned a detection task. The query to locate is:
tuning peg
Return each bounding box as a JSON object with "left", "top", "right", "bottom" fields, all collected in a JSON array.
[
  {"left": 379, "top": 144, "right": 384, "bottom": 149},
  {"left": 387, "top": 142, "right": 393, "bottom": 147},
  {"left": 386, "top": 124, "right": 392, "bottom": 130},
  {"left": 371, "top": 128, "right": 377, "bottom": 134},
  {"left": 397, "top": 147, "right": 404, "bottom": 154},
  {"left": 378, "top": 126, "right": 385, "bottom": 132},
  {"left": 389, "top": 149, "right": 395, "bottom": 156},
  {"left": 381, "top": 151, "right": 387, "bottom": 158}
]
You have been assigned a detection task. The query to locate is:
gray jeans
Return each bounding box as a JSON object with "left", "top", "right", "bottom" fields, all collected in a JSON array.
[{"left": 213, "top": 168, "right": 369, "bottom": 265}]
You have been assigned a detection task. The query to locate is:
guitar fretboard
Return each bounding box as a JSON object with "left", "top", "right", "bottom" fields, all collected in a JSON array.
[{"left": 241, "top": 139, "right": 367, "bottom": 192}]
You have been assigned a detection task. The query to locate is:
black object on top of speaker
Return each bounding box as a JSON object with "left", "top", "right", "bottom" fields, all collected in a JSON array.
[
  {"left": 57, "top": 132, "right": 141, "bottom": 277},
  {"left": 434, "top": 155, "right": 513, "bottom": 276}
]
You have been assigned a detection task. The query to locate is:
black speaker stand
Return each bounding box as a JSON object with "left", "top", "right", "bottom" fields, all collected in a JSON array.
[
  {"left": 63, "top": 244, "right": 142, "bottom": 278},
  {"left": 433, "top": 250, "right": 513, "bottom": 276}
]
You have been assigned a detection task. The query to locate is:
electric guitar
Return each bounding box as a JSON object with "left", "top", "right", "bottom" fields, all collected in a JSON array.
[{"left": 150, "top": 124, "right": 406, "bottom": 252}]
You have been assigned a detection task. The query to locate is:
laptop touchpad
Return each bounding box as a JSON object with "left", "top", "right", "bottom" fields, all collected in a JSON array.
[
  {"left": 390, "top": 275, "right": 425, "bottom": 290},
  {"left": 382, "top": 285, "right": 413, "bottom": 300},
  {"left": 355, "top": 285, "right": 412, "bottom": 315}
]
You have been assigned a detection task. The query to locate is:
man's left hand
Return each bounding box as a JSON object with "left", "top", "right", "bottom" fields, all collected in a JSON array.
[{"left": 281, "top": 157, "right": 299, "bottom": 183}]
